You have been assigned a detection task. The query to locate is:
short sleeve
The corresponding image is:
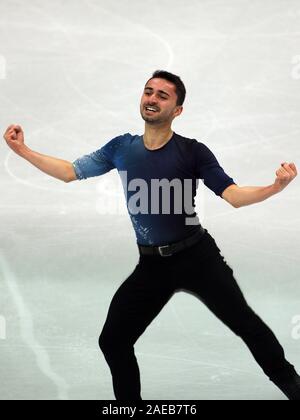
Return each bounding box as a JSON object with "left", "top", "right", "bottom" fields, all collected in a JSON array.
[
  {"left": 72, "top": 135, "right": 126, "bottom": 180},
  {"left": 72, "top": 149, "right": 115, "bottom": 180},
  {"left": 193, "top": 142, "right": 236, "bottom": 196}
]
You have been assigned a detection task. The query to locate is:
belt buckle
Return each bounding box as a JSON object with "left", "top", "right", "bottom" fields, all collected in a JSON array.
[{"left": 158, "top": 244, "right": 173, "bottom": 257}]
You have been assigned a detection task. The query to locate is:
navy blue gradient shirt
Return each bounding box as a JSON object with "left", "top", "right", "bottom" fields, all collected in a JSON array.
[{"left": 72, "top": 132, "right": 236, "bottom": 246}]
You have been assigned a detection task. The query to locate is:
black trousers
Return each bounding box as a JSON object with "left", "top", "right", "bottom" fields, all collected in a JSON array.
[{"left": 99, "top": 229, "right": 295, "bottom": 400}]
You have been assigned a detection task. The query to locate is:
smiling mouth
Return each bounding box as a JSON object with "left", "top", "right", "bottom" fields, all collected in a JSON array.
[{"left": 145, "top": 106, "right": 159, "bottom": 113}]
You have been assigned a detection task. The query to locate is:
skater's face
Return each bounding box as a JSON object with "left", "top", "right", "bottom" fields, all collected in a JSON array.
[{"left": 140, "top": 78, "right": 183, "bottom": 125}]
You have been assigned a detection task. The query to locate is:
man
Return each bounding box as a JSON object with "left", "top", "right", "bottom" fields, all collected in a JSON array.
[{"left": 3, "top": 70, "right": 300, "bottom": 400}]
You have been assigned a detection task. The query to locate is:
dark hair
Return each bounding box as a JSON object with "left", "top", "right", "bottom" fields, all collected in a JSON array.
[{"left": 147, "top": 70, "right": 186, "bottom": 106}]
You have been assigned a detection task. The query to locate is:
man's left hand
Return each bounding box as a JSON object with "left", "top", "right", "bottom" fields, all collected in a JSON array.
[{"left": 274, "top": 162, "right": 298, "bottom": 193}]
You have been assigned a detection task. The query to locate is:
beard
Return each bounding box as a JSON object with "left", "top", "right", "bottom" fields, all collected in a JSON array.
[
  {"left": 140, "top": 108, "right": 168, "bottom": 125},
  {"left": 141, "top": 114, "right": 161, "bottom": 124}
]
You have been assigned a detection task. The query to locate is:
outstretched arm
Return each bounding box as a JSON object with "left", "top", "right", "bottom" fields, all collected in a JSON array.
[
  {"left": 222, "top": 162, "right": 298, "bottom": 208},
  {"left": 3, "top": 124, "right": 77, "bottom": 183}
]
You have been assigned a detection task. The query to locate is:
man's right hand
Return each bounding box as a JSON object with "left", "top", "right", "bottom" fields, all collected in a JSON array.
[
  {"left": 3, "top": 124, "right": 26, "bottom": 155},
  {"left": 2, "top": 124, "right": 77, "bottom": 182}
]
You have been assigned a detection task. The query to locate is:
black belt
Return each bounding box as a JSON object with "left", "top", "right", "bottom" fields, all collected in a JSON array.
[{"left": 138, "top": 226, "right": 206, "bottom": 257}]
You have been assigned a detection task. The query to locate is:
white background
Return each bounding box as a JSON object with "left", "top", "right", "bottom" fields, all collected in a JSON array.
[{"left": 0, "top": 0, "right": 300, "bottom": 400}]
